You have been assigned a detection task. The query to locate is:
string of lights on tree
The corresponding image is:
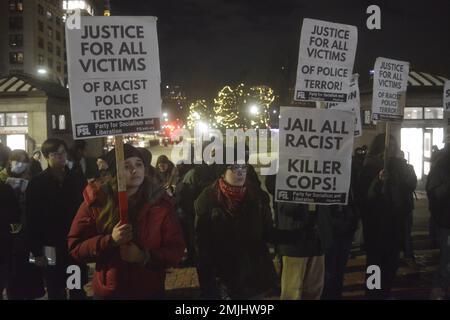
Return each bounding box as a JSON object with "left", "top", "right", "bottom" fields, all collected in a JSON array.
[{"left": 186, "top": 84, "right": 276, "bottom": 131}]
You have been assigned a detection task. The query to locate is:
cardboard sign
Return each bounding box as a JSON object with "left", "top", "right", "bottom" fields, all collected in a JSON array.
[
  {"left": 275, "top": 107, "right": 354, "bottom": 205},
  {"left": 294, "top": 18, "right": 358, "bottom": 103},
  {"left": 371, "top": 57, "right": 409, "bottom": 121},
  {"left": 324, "top": 74, "right": 362, "bottom": 137},
  {"left": 66, "top": 16, "right": 162, "bottom": 139}
]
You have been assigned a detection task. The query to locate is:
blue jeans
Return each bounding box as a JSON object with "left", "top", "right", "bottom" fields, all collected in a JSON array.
[{"left": 433, "top": 227, "right": 450, "bottom": 292}]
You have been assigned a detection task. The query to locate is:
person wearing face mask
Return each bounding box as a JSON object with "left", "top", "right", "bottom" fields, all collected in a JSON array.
[
  {"left": 358, "top": 134, "right": 417, "bottom": 299},
  {"left": 26, "top": 138, "right": 87, "bottom": 300},
  {"left": 67, "top": 144, "right": 185, "bottom": 299},
  {"left": 194, "top": 145, "right": 300, "bottom": 300},
  {"left": 1, "top": 150, "right": 46, "bottom": 299}
]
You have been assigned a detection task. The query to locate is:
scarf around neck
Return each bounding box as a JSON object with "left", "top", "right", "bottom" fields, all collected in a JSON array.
[{"left": 218, "top": 177, "right": 247, "bottom": 214}]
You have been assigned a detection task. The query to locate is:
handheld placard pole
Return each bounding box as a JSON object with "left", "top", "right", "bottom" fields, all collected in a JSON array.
[
  {"left": 115, "top": 135, "right": 128, "bottom": 225},
  {"left": 382, "top": 122, "right": 391, "bottom": 194}
]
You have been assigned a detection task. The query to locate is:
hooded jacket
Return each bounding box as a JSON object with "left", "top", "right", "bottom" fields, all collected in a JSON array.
[{"left": 67, "top": 178, "right": 185, "bottom": 299}]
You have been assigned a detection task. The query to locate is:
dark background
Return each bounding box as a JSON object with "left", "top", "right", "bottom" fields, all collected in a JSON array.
[{"left": 111, "top": 0, "right": 450, "bottom": 100}]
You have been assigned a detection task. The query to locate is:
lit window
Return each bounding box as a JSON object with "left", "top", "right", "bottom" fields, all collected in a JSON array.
[
  {"left": 6, "top": 113, "right": 27, "bottom": 126},
  {"left": 46, "top": 11, "right": 53, "bottom": 22},
  {"left": 0, "top": 114, "right": 5, "bottom": 126},
  {"left": 404, "top": 107, "right": 423, "bottom": 120},
  {"left": 9, "top": 0, "right": 23, "bottom": 12},
  {"left": 424, "top": 107, "right": 443, "bottom": 119},
  {"left": 58, "top": 115, "right": 66, "bottom": 130},
  {"left": 9, "top": 34, "right": 23, "bottom": 47},
  {"left": 52, "top": 115, "right": 56, "bottom": 129},
  {"left": 9, "top": 52, "right": 24, "bottom": 64}
]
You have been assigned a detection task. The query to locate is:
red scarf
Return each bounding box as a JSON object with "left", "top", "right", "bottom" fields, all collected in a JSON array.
[{"left": 218, "top": 178, "right": 247, "bottom": 214}]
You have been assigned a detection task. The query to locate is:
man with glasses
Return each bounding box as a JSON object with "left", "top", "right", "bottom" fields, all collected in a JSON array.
[{"left": 26, "top": 138, "right": 87, "bottom": 300}]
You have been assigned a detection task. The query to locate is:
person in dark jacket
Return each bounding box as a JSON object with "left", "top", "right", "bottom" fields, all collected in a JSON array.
[
  {"left": 358, "top": 133, "right": 417, "bottom": 299},
  {"left": 0, "top": 182, "right": 20, "bottom": 299},
  {"left": 321, "top": 164, "right": 360, "bottom": 300},
  {"left": 265, "top": 174, "right": 332, "bottom": 300},
  {"left": 194, "top": 164, "right": 275, "bottom": 299},
  {"left": 26, "top": 138, "right": 87, "bottom": 300},
  {"left": 67, "top": 144, "right": 185, "bottom": 299},
  {"left": 68, "top": 140, "right": 99, "bottom": 182},
  {"left": 3, "top": 150, "right": 45, "bottom": 299},
  {"left": 426, "top": 143, "right": 450, "bottom": 299},
  {"left": 29, "top": 150, "right": 43, "bottom": 178}
]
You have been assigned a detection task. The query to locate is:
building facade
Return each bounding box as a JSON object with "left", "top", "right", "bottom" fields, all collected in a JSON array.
[{"left": 0, "top": 0, "right": 68, "bottom": 85}]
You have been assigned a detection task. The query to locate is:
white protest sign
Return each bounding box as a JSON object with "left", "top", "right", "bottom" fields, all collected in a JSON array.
[
  {"left": 324, "top": 74, "right": 362, "bottom": 137},
  {"left": 66, "top": 16, "right": 161, "bottom": 139},
  {"left": 371, "top": 57, "right": 409, "bottom": 122},
  {"left": 275, "top": 107, "right": 354, "bottom": 205},
  {"left": 444, "top": 111, "right": 450, "bottom": 144},
  {"left": 294, "top": 18, "right": 358, "bottom": 103},
  {"left": 444, "top": 80, "right": 450, "bottom": 111}
]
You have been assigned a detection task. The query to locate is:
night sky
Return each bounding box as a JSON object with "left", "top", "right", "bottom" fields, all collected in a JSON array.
[{"left": 111, "top": 0, "right": 450, "bottom": 100}]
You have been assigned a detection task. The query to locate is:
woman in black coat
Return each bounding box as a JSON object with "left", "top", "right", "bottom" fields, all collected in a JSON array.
[{"left": 358, "top": 134, "right": 417, "bottom": 299}]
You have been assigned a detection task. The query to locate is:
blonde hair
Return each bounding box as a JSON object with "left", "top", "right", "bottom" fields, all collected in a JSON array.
[{"left": 95, "top": 176, "right": 151, "bottom": 234}]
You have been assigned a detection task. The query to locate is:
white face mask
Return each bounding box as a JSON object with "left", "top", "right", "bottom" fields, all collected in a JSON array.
[
  {"left": 66, "top": 160, "right": 74, "bottom": 170},
  {"left": 10, "top": 161, "right": 29, "bottom": 175}
]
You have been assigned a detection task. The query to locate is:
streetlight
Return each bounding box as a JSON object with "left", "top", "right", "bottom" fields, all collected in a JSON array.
[
  {"left": 249, "top": 104, "right": 259, "bottom": 115},
  {"left": 37, "top": 67, "right": 47, "bottom": 75},
  {"left": 162, "top": 112, "right": 168, "bottom": 118}
]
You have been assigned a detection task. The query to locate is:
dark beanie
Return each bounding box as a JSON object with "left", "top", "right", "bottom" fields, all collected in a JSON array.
[{"left": 105, "top": 144, "right": 146, "bottom": 176}]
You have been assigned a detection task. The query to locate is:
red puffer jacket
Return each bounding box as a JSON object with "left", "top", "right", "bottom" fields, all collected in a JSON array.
[{"left": 67, "top": 180, "right": 185, "bottom": 299}]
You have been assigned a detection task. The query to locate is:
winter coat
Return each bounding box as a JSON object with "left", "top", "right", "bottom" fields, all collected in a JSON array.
[
  {"left": 26, "top": 167, "right": 86, "bottom": 257},
  {"left": 194, "top": 180, "right": 297, "bottom": 299},
  {"left": 0, "top": 182, "right": 20, "bottom": 265},
  {"left": 67, "top": 179, "right": 185, "bottom": 299},
  {"left": 426, "top": 148, "right": 450, "bottom": 228},
  {"left": 358, "top": 155, "right": 417, "bottom": 247}
]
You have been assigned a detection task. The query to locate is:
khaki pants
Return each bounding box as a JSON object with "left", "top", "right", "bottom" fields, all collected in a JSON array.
[{"left": 280, "top": 255, "right": 325, "bottom": 300}]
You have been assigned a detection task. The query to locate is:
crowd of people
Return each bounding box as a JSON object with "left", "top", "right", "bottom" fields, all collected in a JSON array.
[{"left": 0, "top": 133, "right": 449, "bottom": 300}]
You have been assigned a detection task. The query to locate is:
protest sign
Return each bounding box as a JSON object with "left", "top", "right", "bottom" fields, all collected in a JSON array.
[
  {"left": 324, "top": 73, "right": 362, "bottom": 137},
  {"left": 66, "top": 16, "right": 161, "bottom": 139},
  {"left": 371, "top": 57, "right": 409, "bottom": 121},
  {"left": 294, "top": 18, "right": 358, "bottom": 103},
  {"left": 444, "top": 80, "right": 450, "bottom": 111},
  {"left": 275, "top": 107, "right": 354, "bottom": 205}
]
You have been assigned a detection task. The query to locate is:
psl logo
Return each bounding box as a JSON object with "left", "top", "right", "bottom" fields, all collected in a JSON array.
[
  {"left": 66, "top": 8, "right": 81, "bottom": 30},
  {"left": 76, "top": 125, "right": 91, "bottom": 137}
]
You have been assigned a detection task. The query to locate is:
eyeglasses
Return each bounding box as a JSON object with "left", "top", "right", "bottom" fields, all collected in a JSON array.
[
  {"left": 49, "top": 151, "right": 67, "bottom": 157},
  {"left": 227, "top": 164, "right": 248, "bottom": 172}
]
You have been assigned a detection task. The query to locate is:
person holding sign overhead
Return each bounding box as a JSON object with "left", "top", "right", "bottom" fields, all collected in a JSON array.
[{"left": 68, "top": 144, "right": 185, "bottom": 299}]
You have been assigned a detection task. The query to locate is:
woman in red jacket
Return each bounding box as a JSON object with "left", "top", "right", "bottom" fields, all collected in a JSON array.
[{"left": 68, "top": 144, "right": 185, "bottom": 299}]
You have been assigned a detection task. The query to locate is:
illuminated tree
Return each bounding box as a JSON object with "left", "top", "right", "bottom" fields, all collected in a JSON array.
[
  {"left": 213, "top": 84, "right": 276, "bottom": 129},
  {"left": 186, "top": 99, "right": 211, "bottom": 129}
]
